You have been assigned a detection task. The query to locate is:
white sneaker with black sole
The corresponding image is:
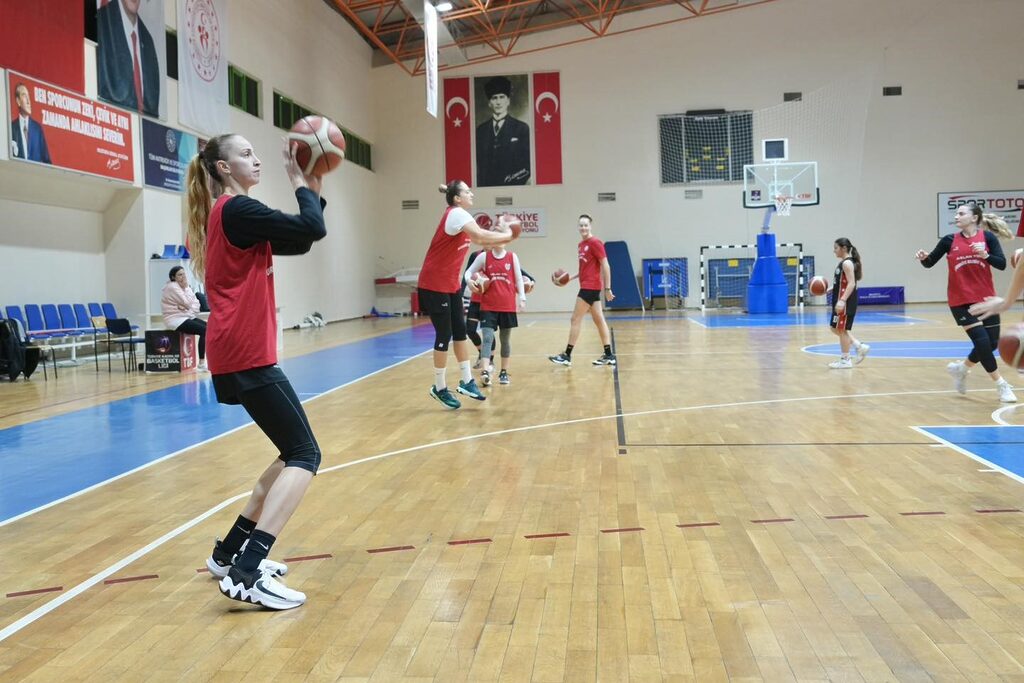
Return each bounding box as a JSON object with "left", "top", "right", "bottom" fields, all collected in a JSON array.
[
  {"left": 205, "top": 539, "right": 288, "bottom": 579},
  {"left": 219, "top": 565, "right": 306, "bottom": 610}
]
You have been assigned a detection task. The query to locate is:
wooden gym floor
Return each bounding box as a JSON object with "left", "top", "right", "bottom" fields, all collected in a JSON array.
[{"left": 1, "top": 305, "right": 1023, "bottom": 681}]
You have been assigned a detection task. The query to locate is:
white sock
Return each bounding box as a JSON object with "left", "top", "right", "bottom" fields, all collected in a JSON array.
[
  {"left": 851, "top": 341, "right": 861, "bottom": 350},
  {"left": 434, "top": 367, "right": 446, "bottom": 391},
  {"left": 459, "top": 360, "right": 472, "bottom": 383}
]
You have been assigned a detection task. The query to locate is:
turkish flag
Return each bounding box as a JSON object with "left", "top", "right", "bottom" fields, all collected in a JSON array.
[
  {"left": 443, "top": 77, "right": 472, "bottom": 183},
  {"left": 0, "top": 0, "right": 84, "bottom": 94},
  {"left": 533, "top": 72, "right": 563, "bottom": 185}
]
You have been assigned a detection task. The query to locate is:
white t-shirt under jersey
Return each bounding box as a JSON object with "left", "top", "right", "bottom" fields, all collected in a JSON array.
[{"left": 444, "top": 207, "right": 473, "bottom": 235}]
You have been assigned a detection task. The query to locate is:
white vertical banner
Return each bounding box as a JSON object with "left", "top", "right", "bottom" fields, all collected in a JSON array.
[
  {"left": 178, "top": 0, "right": 229, "bottom": 135},
  {"left": 424, "top": 1, "right": 438, "bottom": 118}
]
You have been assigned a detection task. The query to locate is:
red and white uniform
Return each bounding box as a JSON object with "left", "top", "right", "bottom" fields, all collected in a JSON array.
[
  {"left": 418, "top": 206, "right": 472, "bottom": 293},
  {"left": 205, "top": 195, "right": 276, "bottom": 374},
  {"left": 465, "top": 248, "right": 525, "bottom": 312},
  {"left": 577, "top": 236, "right": 607, "bottom": 289},
  {"left": 946, "top": 231, "right": 996, "bottom": 306}
]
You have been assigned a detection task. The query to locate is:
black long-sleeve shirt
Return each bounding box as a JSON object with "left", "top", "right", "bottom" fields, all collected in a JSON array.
[{"left": 223, "top": 187, "right": 327, "bottom": 255}]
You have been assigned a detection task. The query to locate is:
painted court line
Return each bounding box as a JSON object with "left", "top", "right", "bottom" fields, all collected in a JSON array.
[
  {"left": 0, "top": 385, "right": 1014, "bottom": 644},
  {"left": 282, "top": 553, "right": 333, "bottom": 563},
  {"left": 912, "top": 426, "right": 1024, "bottom": 487},
  {"left": 6, "top": 587, "right": 63, "bottom": 599},
  {"left": 676, "top": 522, "right": 720, "bottom": 529},
  {"left": 447, "top": 538, "right": 492, "bottom": 546},
  {"left": 366, "top": 546, "right": 415, "bottom": 554},
  {"left": 104, "top": 574, "right": 159, "bottom": 585},
  {"left": 524, "top": 532, "right": 571, "bottom": 539},
  {"left": 825, "top": 514, "right": 869, "bottom": 520},
  {"left": 601, "top": 527, "right": 644, "bottom": 534}
]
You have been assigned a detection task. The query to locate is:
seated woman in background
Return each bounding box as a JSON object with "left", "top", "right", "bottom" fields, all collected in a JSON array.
[{"left": 161, "top": 265, "right": 208, "bottom": 370}]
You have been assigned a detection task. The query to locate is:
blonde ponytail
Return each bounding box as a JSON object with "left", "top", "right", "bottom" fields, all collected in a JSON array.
[
  {"left": 185, "top": 155, "right": 212, "bottom": 280},
  {"left": 981, "top": 213, "right": 1014, "bottom": 240},
  {"left": 184, "top": 134, "right": 234, "bottom": 279}
]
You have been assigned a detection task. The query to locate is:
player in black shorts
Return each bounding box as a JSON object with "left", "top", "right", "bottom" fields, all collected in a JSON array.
[{"left": 827, "top": 238, "right": 869, "bottom": 369}]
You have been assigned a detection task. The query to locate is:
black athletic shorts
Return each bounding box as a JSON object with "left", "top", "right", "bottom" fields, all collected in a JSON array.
[
  {"left": 578, "top": 288, "right": 602, "bottom": 305},
  {"left": 213, "top": 364, "right": 288, "bottom": 405},
  {"left": 829, "top": 297, "right": 858, "bottom": 331},
  {"left": 480, "top": 310, "right": 519, "bottom": 329},
  {"left": 950, "top": 304, "right": 988, "bottom": 327},
  {"left": 417, "top": 288, "right": 461, "bottom": 315},
  {"left": 466, "top": 301, "right": 482, "bottom": 320}
]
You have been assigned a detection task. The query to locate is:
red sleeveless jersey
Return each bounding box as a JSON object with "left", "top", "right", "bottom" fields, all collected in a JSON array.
[
  {"left": 946, "top": 231, "right": 996, "bottom": 306},
  {"left": 205, "top": 195, "right": 277, "bottom": 374},
  {"left": 577, "top": 236, "right": 606, "bottom": 289},
  {"left": 481, "top": 251, "right": 517, "bottom": 312},
  {"left": 418, "top": 207, "right": 471, "bottom": 293}
]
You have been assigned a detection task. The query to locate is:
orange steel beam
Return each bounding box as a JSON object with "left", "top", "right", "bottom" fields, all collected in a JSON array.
[
  {"left": 411, "top": 0, "right": 781, "bottom": 74},
  {"left": 441, "top": 0, "right": 545, "bottom": 22},
  {"left": 328, "top": 0, "right": 414, "bottom": 75},
  {"left": 600, "top": 0, "right": 625, "bottom": 34}
]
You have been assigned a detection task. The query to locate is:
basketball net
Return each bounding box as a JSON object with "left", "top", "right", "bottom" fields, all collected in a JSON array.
[{"left": 774, "top": 195, "right": 793, "bottom": 216}]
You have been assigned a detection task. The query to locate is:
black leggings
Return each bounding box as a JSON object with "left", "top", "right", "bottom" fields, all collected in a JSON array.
[
  {"left": 966, "top": 317, "right": 1001, "bottom": 374},
  {"left": 176, "top": 318, "right": 207, "bottom": 360},
  {"left": 238, "top": 380, "right": 322, "bottom": 473},
  {"left": 426, "top": 292, "right": 467, "bottom": 351}
]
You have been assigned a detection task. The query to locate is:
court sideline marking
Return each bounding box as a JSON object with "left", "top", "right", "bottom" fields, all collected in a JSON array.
[{"left": 0, "top": 384, "right": 1013, "bottom": 644}]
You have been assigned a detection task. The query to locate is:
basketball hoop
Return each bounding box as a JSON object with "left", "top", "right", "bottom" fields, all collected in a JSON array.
[{"left": 774, "top": 195, "right": 793, "bottom": 216}]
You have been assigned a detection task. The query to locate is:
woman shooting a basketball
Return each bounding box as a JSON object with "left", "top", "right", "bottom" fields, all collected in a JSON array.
[
  {"left": 916, "top": 202, "right": 1016, "bottom": 402},
  {"left": 187, "top": 134, "right": 328, "bottom": 610},
  {"left": 418, "top": 180, "right": 515, "bottom": 409}
]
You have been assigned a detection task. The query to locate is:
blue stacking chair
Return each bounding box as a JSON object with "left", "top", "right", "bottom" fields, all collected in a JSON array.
[
  {"left": 88, "top": 302, "right": 104, "bottom": 318},
  {"left": 23, "top": 305, "right": 54, "bottom": 342},
  {"left": 101, "top": 303, "right": 139, "bottom": 331},
  {"left": 73, "top": 304, "right": 103, "bottom": 371}
]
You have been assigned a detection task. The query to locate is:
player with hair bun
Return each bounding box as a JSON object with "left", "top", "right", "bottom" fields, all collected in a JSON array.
[{"left": 417, "top": 180, "right": 515, "bottom": 409}]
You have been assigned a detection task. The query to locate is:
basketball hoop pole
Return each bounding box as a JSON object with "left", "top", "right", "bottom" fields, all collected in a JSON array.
[{"left": 761, "top": 206, "right": 776, "bottom": 233}]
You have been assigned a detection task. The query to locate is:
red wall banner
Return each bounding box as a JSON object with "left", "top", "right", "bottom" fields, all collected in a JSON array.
[
  {"left": 0, "top": 1, "right": 84, "bottom": 94},
  {"left": 532, "top": 72, "right": 562, "bottom": 185},
  {"left": 443, "top": 77, "right": 472, "bottom": 183},
  {"left": 8, "top": 72, "right": 136, "bottom": 183}
]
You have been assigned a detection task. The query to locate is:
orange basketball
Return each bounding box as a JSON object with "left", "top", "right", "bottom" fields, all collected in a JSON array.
[
  {"left": 508, "top": 219, "right": 522, "bottom": 240},
  {"left": 552, "top": 269, "right": 570, "bottom": 287},
  {"left": 470, "top": 272, "right": 490, "bottom": 293},
  {"left": 998, "top": 324, "right": 1024, "bottom": 368},
  {"left": 524, "top": 278, "right": 535, "bottom": 294},
  {"left": 809, "top": 276, "right": 829, "bottom": 296},
  {"left": 288, "top": 116, "right": 346, "bottom": 176}
]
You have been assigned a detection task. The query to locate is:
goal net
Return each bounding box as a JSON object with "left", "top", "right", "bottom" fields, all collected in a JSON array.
[{"left": 699, "top": 243, "right": 816, "bottom": 310}]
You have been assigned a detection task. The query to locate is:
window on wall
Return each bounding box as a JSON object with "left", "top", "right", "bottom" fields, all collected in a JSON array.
[
  {"left": 229, "top": 65, "right": 261, "bottom": 118},
  {"left": 658, "top": 110, "right": 753, "bottom": 185},
  {"left": 272, "top": 91, "right": 373, "bottom": 171},
  {"left": 166, "top": 30, "right": 178, "bottom": 80}
]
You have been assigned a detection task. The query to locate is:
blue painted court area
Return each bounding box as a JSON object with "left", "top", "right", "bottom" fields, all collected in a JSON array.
[
  {"left": 917, "top": 425, "right": 1024, "bottom": 483},
  {"left": 690, "top": 310, "right": 926, "bottom": 328},
  {"left": 0, "top": 323, "right": 434, "bottom": 523},
  {"left": 804, "top": 340, "right": 980, "bottom": 359}
]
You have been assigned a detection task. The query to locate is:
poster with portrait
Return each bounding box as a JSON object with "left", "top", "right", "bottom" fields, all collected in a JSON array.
[
  {"left": 7, "top": 71, "right": 136, "bottom": 182},
  {"left": 96, "top": 0, "right": 167, "bottom": 120},
  {"left": 443, "top": 72, "right": 562, "bottom": 188}
]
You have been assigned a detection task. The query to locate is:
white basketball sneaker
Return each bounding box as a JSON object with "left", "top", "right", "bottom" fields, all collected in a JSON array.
[
  {"left": 855, "top": 343, "right": 870, "bottom": 364},
  {"left": 205, "top": 539, "right": 288, "bottom": 579},
  {"left": 947, "top": 361, "right": 969, "bottom": 395},
  {"left": 829, "top": 357, "right": 853, "bottom": 369},
  {"left": 219, "top": 565, "right": 306, "bottom": 610},
  {"left": 997, "top": 380, "right": 1017, "bottom": 403}
]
